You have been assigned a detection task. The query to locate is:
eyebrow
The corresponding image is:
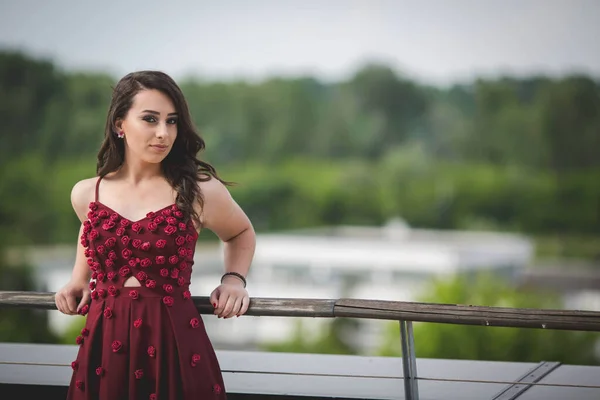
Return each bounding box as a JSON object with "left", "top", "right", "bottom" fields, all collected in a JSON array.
[{"left": 141, "top": 110, "right": 178, "bottom": 116}]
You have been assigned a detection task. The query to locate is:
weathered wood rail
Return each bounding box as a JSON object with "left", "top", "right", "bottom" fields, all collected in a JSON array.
[{"left": 1, "top": 290, "right": 600, "bottom": 331}]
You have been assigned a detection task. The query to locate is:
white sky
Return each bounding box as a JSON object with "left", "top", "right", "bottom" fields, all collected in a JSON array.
[{"left": 1, "top": 0, "right": 599, "bottom": 85}]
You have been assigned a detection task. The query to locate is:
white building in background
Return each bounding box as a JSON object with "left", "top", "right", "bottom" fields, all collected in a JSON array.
[{"left": 25, "top": 218, "right": 535, "bottom": 353}]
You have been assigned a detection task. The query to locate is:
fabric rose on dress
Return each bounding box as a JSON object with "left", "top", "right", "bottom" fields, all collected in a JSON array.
[
  {"left": 183, "top": 290, "right": 191, "bottom": 300},
  {"left": 145, "top": 279, "right": 156, "bottom": 289},
  {"left": 129, "top": 290, "right": 139, "bottom": 300},
  {"left": 119, "top": 266, "right": 131, "bottom": 277},
  {"left": 191, "top": 353, "right": 201, "bottom": 367},
  {"left": 71, "top": 361, "right": 78, "bottom": 371},
  {"left": 134, "top": 369, "right": 144, "bottom": 379},
  {"left": 140, "top": 258, "right": 152, "bottom": 268},
  {"left": 107, "top": 286, "right": 118, "bottom": 297},
  {"left": 132, "top": 222, "right": 142, "bottom": 233},
  {"left": 103, "top": 307, "right": 113, "bottom": 319},
  {"left": 178, "top": 247, "right": 187, "bottom": 258},
  {"left": 164, "top": 225, "right": 177, "bottom": 235},
  {"left": 162, "top": 296, "right": 174, "bottom": 307},
  {"left": 76, "top": 335, "right": 84, "bottom": 345},
  {"left": 96, "top": 366, "right": 104, "bottom": 376},
  {"left": 112, "top": 340, "right": 123, "bottom": 352},
  {"left": 147, "top": 345, "right": 156, "bottom": 358},
  {"left": 190, "top": 318, "right": 200, "bottom": 328},
  {"left": 175, "top": 236, "right": 186, "bottom": 246},
  {"left": 141, "top": 241, "right": 151, "bottom": 251},
  {"left": 136, "top": 271, "right": 148, "bottom": 282},
  {"left": 162, "top": 284, "right": 173, "bottom": 293},
  {"left": 213, "top": 384, "right": 222, "bottom": 395},
  {"left": 75, "top": 380, "right": 85, "bottom": 390},
  {"left": 78, "top": 304, "right": 90, "bottom": 315},
  {"left": 121, "top": 236, "right": 131, "bottom": 247},
  {"left": 147, "top": 222, "right": 158, "bottom": 232},
  {"left": 133, "top": 319, "right": 143, "bottom": 328}
]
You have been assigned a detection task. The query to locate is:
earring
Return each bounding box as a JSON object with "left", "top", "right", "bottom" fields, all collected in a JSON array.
[{"left": 116, "top": 130, "right": 124, "bottom": 139}]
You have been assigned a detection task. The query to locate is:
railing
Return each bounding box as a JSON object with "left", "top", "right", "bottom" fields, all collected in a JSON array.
[{"left": 1, "top": 291, "right": 600, "bottom": 400}]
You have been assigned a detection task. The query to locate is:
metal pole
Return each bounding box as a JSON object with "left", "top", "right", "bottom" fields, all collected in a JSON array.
[{"left": 400, "top": 320, "right": 419, "bottom": 399}]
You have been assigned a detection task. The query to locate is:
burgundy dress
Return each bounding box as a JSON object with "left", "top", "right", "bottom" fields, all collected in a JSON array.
[{"left": 67, "top": 177, "right": 226, "bottom": 399}]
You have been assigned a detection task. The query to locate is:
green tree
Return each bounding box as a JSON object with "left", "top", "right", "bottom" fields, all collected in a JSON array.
[
  {"left": 0, "top": 246, "right": 60, "bottom": 343},
  {"left": 377, "top": 273, "right": 600, "bottom": 365}
]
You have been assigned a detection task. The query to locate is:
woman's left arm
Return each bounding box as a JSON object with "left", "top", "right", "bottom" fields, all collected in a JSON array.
[{"left": 198, "top": 177, "right": 256, "bottom": 319}]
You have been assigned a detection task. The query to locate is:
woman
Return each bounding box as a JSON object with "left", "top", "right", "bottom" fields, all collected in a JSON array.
[{"left": 54, "top": 70, "right": 256, "bottom": 399}]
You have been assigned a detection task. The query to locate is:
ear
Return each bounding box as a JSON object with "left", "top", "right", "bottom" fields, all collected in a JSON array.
[{"left": 114, "top": 118, "right": 124, "bottom": 134}]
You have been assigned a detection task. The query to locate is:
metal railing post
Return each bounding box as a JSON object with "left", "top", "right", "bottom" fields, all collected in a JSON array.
[{"left": 400, "top": 320, "right": 419, "bottom": 400}]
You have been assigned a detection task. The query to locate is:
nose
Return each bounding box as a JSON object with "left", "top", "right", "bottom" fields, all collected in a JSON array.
[{"left": 156, "top": 122, "right": 169, "bottom": 139}]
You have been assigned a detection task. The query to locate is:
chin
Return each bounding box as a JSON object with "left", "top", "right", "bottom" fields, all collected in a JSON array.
[{"left": 142, "top": 154, "right": 169, "bottom": 164}]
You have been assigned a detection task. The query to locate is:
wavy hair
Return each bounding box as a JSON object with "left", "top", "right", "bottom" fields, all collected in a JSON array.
[{"left": 96, "top": 70, "right": 229, "bottom": 227}]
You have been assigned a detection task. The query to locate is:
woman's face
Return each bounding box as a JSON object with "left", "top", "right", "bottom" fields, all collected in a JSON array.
[{"left": 117, "top": 89, "right": 178, "bottom": 164}]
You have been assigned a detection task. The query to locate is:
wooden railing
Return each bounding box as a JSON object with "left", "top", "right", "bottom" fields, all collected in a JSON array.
[
  {"left": 2, "top": 290, "right": 599, "bottom": 331},
  {"left": 1, "top": 291, "right": 600, "bottom": 400}
]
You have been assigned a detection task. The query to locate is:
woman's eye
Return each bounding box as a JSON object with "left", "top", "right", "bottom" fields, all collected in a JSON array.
[
  {"left": 143, "top": 116, "right": 157, "bottom": 123},
  {"left": 167, "top": 118, "right": 178, "bottom": 125}
]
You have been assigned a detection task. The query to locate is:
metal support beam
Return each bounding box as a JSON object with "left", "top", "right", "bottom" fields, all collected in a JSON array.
[
  {"left": 491, "top": 361, "right": 561, "bottom": 399},
  {"left": 400, "top": 320, "right": 419, "bottom": 400}
]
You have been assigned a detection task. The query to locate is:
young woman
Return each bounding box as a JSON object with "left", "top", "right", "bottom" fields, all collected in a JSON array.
[{"left": 54, "top": 70, "right": 256, "bottom": 399}]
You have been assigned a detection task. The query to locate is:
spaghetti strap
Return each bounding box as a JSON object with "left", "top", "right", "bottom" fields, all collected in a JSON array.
[{"left": 95, "top": 176, "right": 103, "bottom": 202}]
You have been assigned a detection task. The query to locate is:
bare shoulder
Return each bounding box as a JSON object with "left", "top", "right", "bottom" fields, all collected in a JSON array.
[
  {"left": 196, "top": 173, "right": 250, "bottom": 239},
  {"left": 71, "top": 177, "right": 98, "bottom": 222},
  {"left": 197, "top": 174, "right": 234, "bottom": 213}
]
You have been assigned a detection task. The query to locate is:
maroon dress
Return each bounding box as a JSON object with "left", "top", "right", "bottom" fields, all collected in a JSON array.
[{"left": 67, "top": 177, "right": 226, "bottom": 399}]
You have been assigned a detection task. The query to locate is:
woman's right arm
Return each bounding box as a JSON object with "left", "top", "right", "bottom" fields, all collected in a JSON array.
[{"left": 54, "top": 179, "right": 95, "bottom": 315}]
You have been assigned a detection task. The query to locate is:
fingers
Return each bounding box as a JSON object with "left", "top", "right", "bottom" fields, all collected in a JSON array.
[
  {"left": 223, "top": 296, "right": 242, "bottom": 319},
  {"left": 55, "top": 292, "right": 77, "bottom": 315},
  {"left": 66, "top": 293, "right": 78, "bottom": 314},
  {"left": 77, "top": 290, "right": 90, "bottom": 314},
  {"left": 209, "top": 289, "right": 220, "bottom": 310},
  {"left": 214, "top": 286, "right": 250, "bottom": 318},
  {"left": 214, "top": 291, "right": 230, "bottom": 317},
  {"left": 238, "top": 295, "right": 250, "bottom": 316}
]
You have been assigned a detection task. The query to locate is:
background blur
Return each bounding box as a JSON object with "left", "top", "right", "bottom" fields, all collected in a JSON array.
[{"left": 1, "top": 0, "right": 599, "bottom": 366}]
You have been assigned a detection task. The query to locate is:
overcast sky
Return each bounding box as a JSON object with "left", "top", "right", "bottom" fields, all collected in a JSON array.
[{"left": 1, "top": 0, "right": 599, "bottom": 85}]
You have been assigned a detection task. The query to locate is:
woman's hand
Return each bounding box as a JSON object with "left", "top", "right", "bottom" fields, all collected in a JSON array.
[
  {"left": 55, "top": 279, "right": 91, "bottom": 315},
  {"left": 210, "top": 278, "right": 250, "bottom": 319}
]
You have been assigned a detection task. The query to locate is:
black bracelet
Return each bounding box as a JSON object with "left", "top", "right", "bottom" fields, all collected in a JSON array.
[{"left": 221, "top": 272, "right": 247, "bottom": 288}]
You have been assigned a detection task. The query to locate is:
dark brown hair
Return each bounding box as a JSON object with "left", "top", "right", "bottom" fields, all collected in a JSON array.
[{"left": 96, "top": 70, "right": 229, "bottom": 227}]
